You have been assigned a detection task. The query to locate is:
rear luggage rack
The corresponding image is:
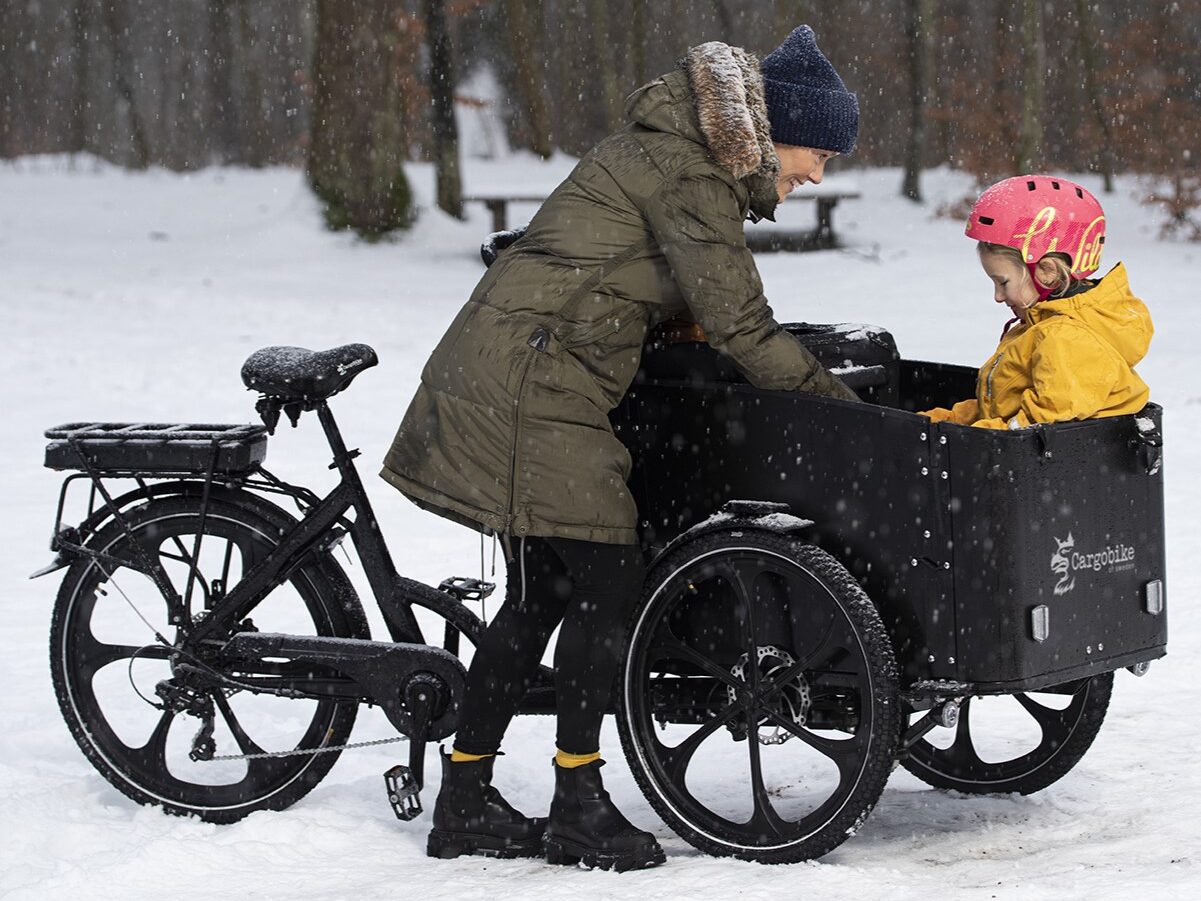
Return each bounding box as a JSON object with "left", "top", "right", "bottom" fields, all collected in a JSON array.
[{"left": 44, "top": 422, "right": 268, "bottom": 475}]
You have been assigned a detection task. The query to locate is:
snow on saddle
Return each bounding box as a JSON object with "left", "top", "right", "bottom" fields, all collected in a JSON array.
[{"left": 241, "top": 343, "right": 378, "bottom": 402}]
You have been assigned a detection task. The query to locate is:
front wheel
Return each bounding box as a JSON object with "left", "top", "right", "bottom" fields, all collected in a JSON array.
[
  {"left": 901, "top": 673, "right": 1113, "bottom": 795},
  {"left": 50, "top": 493, "right": 370, "bottom": 823},
  {"left": 617, "top": 530, "right": 901, "bottom": 863}
]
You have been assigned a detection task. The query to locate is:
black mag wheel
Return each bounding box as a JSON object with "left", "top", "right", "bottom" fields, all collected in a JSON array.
[
  {"left": 902, "top": 673, "right": 1113, "bottom": 795},
  {"left": 617, "top": 530, "right": 901, "bottom": 863},
  {"left": 50, "top": 494, "right": 370, "bottom": 823}
]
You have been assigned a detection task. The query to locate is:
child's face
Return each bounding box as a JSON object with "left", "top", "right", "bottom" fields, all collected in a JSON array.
[{"left": 980, "top": 252, "right": 1038, "bottom": 317}]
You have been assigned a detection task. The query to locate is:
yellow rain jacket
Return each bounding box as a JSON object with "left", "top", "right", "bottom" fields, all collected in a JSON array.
[{"left": 922, "top": 263, "right": 1152, "bottom": 430}]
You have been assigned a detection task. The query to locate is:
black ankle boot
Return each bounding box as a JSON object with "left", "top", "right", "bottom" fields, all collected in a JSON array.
[
  {"left": 543, "top": 759, "right": 665, "bottom": 872},
  {"left": 426, "top": 750, "right": 547, "bottom": 859}
]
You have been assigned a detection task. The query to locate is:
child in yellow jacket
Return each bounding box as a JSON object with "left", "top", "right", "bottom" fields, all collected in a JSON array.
[{"left": 922, "top": 175, "right": 1152, "bottom": 430}]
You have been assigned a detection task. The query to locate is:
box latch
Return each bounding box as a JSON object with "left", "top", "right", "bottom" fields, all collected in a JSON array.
[
  {"left": 1030, "top": 605, "right": 1050, "bottom": 642},
  {"left": 1144, "top": 579, "right": 1165, "bottom": 615}
]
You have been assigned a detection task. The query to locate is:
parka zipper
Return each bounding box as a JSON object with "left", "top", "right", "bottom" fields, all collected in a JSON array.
[
  {"left": 984, "top": 350, "right": 1005, "bottom": 406},
  {"left": 504, "top": 329, "right": 549, "bottom": 535}
]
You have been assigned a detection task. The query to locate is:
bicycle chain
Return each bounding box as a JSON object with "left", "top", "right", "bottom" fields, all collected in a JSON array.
[{"left": 205, "top": 733, "right": 408, "bottom": 762}]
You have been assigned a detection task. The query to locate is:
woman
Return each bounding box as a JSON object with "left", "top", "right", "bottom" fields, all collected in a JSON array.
[{"left": 382, "top": 25, "right": 860, "bottom": 871}]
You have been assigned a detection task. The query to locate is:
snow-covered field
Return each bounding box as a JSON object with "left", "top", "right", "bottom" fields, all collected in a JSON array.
[{"left": 1, "top": 154, "right": 1198, "bottom": 900}]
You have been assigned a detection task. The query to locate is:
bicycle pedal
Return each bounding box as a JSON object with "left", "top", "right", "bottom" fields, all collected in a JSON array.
[
  {"left": 438, "top": 576, "right": 496, "bottom": 603},
  {"left": 384, "top": 764, "right": 423, "bottom": 821}
]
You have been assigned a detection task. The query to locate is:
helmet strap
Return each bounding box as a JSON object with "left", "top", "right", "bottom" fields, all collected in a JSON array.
[{"left": 1026, "top": 261, "right": 1056, "bottom": 301}]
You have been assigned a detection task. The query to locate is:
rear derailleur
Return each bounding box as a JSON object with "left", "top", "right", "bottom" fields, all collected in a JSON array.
[{"left": 155, "top": 677, "right": 219, "bottom": 761}]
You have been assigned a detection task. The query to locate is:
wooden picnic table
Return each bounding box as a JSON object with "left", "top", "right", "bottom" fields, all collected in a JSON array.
[
  {"left": 463, "top": 188, "right": 861, "bottom": 251},
  {"left": 744, "top": 189, "right": 861, "bottom": 251}
]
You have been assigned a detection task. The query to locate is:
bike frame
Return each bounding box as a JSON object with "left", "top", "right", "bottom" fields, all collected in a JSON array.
[
  {"left": 43, "top": 399, "right": 554, "bottom": 717},
  {"left": 186, "top": 400, "right": 424, "bottom": 648}
]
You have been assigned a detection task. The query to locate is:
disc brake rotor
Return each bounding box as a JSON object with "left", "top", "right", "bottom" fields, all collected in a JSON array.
[{"left": 728, "top": 645, "right": 811, "bottom": 745}]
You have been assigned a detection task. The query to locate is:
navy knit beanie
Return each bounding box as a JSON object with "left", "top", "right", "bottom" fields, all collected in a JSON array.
[{"left": 761, "top": 25, "right": 859, "bottom": 154}]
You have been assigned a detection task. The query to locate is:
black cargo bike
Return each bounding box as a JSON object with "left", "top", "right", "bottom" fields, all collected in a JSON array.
[{"left": 37, "top": 317, "right": 1166, "bottom": 864}]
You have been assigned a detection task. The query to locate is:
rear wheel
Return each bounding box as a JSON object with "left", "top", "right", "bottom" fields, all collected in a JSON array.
[
  {"left": 617, "top": 530, "right": 901, "bottom": 863},
  {"left": 50, "top": 494, "right": 370, "bottom": 823},
  {"left": 902, "top": 673, "right": 1113, "bottom": 795}
]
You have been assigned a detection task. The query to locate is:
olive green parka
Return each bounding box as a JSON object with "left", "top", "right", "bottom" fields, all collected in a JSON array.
[{"left": 381, "top": 41, "right": 857, "bottom": 545}]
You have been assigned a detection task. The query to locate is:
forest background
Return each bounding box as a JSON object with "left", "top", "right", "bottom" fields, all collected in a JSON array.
[{"left": 2, "top": 0, "right": 1200, "bottom": 235}]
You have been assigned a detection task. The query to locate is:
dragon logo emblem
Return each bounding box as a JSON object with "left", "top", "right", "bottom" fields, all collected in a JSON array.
[{"left": 1051, "top": 533, "right": 1076, "bottom": 596}]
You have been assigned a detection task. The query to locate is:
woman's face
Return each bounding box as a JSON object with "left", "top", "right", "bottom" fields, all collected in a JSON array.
[
  {"left": 774, "top": 144, "right": 837, "bottom": 202},
  {"left": 980, "top": 251, "right": 1039, "bottom": 317}
]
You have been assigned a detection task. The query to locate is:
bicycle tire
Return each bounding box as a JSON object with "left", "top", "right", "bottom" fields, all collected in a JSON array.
[{"left": 50, "top": 493, "right": 370, "bottom": 823}]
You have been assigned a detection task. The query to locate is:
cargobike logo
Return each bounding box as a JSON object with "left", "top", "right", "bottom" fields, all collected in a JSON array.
[{"left": 1050, "top": 532, "right": 1137, "bottom": 596}]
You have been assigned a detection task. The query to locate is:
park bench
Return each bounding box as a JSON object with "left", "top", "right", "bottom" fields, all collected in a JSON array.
[{"left": 463, "top": 182, "right": 860, "bottom": 251}]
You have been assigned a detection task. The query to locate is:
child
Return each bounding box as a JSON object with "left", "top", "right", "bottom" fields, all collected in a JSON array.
[{"left": 922, "top": 175, "right": 1152, "bottom": 430}]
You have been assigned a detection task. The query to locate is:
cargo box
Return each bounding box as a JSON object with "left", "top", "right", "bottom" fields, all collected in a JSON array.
[{"left": 613, "top": 347, "right": 1166, "bottom": 693}]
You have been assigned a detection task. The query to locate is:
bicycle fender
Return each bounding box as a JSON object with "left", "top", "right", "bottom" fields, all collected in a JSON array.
[{"left": 649, "top": 499, "right": 816, "bottom": 571}]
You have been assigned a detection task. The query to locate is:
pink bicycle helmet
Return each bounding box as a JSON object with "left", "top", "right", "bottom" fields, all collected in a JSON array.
[{"left": 966, "top": 175, "right": 1106, "bottom": 297}]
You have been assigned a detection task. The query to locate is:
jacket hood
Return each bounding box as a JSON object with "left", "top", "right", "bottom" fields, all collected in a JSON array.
[
  {"left": 1029, "top": 263, "right": 1153, "bottom": 366},
  {"left": 625, "top": 41, "right": 781, "bottom": 221}
]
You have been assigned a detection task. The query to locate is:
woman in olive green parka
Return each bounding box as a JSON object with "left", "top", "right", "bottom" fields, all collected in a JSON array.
[
  {"left": 382, "top": 35, "right": 857, "bottom": 546},
  {"left": 385, "top": 26, "right": 861, "bottom": 871}
]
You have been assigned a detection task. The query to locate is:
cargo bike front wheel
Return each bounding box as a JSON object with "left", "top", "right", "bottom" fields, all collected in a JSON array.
[
  {"left": 617, "top": 531, "right": 901, "bottom": 863},
  {"left": 49, "top": 493, "right": 371, "bottom": 823},
  {"left": 902, "top": 673, "right": 1114, "bottom": 795}
]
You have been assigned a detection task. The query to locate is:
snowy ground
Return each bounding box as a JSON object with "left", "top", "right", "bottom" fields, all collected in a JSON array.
[{"left": 1, "top": 154, "right": 1199, "bottom": 900}]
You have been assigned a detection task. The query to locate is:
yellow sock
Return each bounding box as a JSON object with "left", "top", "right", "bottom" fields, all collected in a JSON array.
[
  {"left": 555, "top": 749, "right": 601, "bottom": 768},
  {"left": 450, "top": 748, "right": 494, "bottom": 763}
]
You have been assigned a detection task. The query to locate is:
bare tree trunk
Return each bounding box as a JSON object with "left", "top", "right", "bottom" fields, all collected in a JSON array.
[
  {"left": 991, "top": 0, "right": 1017, "bottom": 176},
  {"left": 423, "top": 0, "right": 463, "bottom": 218},
  {"left": 1017, "top": 0, "right": 1045, "bottom": 173},
  {"left": 236, "top": 1, "right": 269, "bottom": 167},
  {"left": 307, "top": 0, "right": 413, "bottom": 236},
  {"left": 930, "top": 15, "right": 952, "bottom": 168},
  {"left": 503, "top": 0, "right": 552, "bottom": 158},
  {"left": 630, "top": 0, "right": 646, "bottom": 88},
  {"left": 1075, "top": 0, "right": 1114, "bottom": 192},
  {"left": 901, "top": 0, "right": 935, "bottom": 201},
  {"left": 588, "top": 0, "right": 622, "bottom": 133},
  {"left": 774, "top": 0, "right": 813, "bottom": 38},
  {"left": 207, "top": 0, "right": 239, "bottom": 164},
  {"left": 68, "top": 0, "right": 92, "bottom": 155},
  {"left": 99, "top": 0, "right": 151, "bottom": 168},
  {"left": 0, "top": 7, "right": 10, "bottom": 156},
  {"left": 709, "top": 0, "right": 734, "bottom": 34}
]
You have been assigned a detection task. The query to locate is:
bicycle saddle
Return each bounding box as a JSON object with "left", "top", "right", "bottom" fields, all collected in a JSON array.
[{"left": 241, "top": 343, "right": 378, "bottom": 401}]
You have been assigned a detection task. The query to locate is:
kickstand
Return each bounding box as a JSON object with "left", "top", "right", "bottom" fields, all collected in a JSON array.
[{"left": 383, "top": 679, "right": 437, "bottom": 822}]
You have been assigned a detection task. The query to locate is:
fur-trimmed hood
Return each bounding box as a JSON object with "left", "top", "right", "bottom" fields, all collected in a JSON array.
[{"left": 624, "top": 41, "right": 781, "bottom": 221}]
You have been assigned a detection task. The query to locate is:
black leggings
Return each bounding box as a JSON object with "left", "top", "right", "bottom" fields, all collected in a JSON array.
[{"left": 452, "top": 536, "right": 645, "bottom": 756}]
